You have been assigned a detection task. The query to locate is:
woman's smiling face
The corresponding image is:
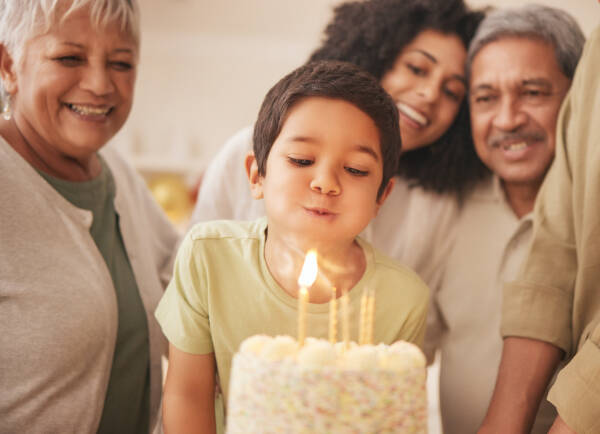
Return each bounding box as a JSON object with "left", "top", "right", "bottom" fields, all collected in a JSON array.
[
  {"left": 380, "top": 29, "right": 467, "bottom": 152},
  {"left": 4, "top": 7, "right": 138, "bottom": 160}
]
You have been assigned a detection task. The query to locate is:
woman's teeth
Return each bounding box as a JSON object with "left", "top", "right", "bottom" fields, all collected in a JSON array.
[
  {"left": 67, "top": 103, "right": 111, "bottom": 116},
  {"left": 397, "top": 102, "right": 428, "bottom": 126}
]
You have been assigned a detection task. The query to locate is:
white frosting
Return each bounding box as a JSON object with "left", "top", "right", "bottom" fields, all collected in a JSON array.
[
  {"left": 389, "top": 340, "right": 427, "bottom": 368},
  {"left": 379, "top": 342, "right": 425, "bottom": 372},
  {"left": 260, "top": 335, "right": 298, "bottom": 361},
  {"left": 238, "top": 334, "right": 270, "bottom": 355},
  {"left": 227, "top": 335, "right": 427, "bottom": 433},
  {"left": 297, "top": 339, "right": 337, "bottom": 368},
  {"left": 339, "top": 344, "right": 379, "bottom": 370}
]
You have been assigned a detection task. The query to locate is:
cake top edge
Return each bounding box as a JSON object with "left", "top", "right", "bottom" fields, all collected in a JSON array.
[{"left": 237, "top": 334, "right": 426, "bottom": 371}]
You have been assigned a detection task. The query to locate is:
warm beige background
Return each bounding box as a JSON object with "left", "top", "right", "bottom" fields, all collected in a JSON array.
[{"left": 117, "top": 1, "right": 598, "bottom": 178}]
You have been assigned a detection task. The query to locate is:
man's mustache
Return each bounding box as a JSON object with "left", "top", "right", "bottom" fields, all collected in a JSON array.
[{"left": 488, "top": 130, "right": 546, "bottom": 148}]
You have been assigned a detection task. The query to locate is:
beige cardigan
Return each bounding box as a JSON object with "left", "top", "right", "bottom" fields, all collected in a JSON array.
[{"left": 0, "top": 138, "right": 179, "bottom": 433}]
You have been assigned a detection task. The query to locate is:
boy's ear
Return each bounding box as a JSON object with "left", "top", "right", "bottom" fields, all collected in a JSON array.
[
  {"left": 0, "top": 44, "right": 18, "bottom": 94},
  {"left": 374, "top": 177, "right": 395, "bottom": 214},
  {"left": 245, "top": 151, "right": 264, "bottom": 200}
]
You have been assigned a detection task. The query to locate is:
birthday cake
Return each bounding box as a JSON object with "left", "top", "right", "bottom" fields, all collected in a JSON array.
[{"left": 226, "top": 335, "right": 427, "bottom": 433}]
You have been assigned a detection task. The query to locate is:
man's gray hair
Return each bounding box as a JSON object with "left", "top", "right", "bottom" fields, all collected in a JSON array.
[
  {"left": 0, "top": 0, "right": 140, "bottom": 64},
  {"left": 467, "top": 4, "right": 585, "bottom": 81}
]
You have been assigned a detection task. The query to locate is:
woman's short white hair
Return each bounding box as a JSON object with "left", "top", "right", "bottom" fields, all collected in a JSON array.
[{"left": 0, "top": 0, "right": 140, "bottom": 63}]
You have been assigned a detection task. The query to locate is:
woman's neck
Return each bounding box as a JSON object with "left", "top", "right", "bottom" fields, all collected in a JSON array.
[
  {"left": 0, "top": 118, "right": 101, "bottom": 181},
  {"left": 264, "top": 230, "right": 366, "bottom": 304}
]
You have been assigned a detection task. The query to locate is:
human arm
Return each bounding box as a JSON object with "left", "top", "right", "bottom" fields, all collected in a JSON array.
[
  {"left": 162, "top": 344, "right": 216, "bottom": 434},
  {"left": 545, "top": 322, "right": 600, "bottom": 434},
  {"left": 477, "top": 337, "right": 562, "bottom": 434},
  {"left": 154, "top": 229, "right": 219, "bottom": 429}
]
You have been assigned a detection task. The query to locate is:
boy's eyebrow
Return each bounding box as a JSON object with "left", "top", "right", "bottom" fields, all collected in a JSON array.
[
  {"left": 355, "top": 145, "right": 380, "bottom": 161},
  {"left": 287, "top": 135, "right": 380, "bottom": 161}
]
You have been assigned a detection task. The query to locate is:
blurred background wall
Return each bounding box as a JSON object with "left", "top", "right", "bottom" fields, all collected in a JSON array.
[{"left": 117, "top": 0, "right": 598, "bottom": 183}]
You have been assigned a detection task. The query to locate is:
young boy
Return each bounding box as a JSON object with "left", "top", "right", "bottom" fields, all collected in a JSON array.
[{"left": 155, "top": 60, "right": 430, "bottom": 433}]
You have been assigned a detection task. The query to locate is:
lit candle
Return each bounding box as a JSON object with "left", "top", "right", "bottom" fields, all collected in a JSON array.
[
  {"left": 297, "top": 287, "right": 309, "bottom": 347},
  {"left": 297, "top": 250, "right": 318, "bottom": 347},
  {"left": 329, "top": 286, "right": 337, "bottom": 344},
  {"left": 366, "top": 289, "right": 375, "bottom": 345},
  {"left": 341, "top": 288, "right": 350, "bottom": 350},
  {"left": 359, "top": 290, "right": 368, "bottom": 345}
]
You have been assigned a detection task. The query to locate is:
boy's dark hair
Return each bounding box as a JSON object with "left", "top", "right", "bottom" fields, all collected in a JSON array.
[
  {"left": 309, "top": 0, "right": 490, "bottom": 198},
  {"left": 253, "top": 60, "right": 400, "bottom": 199}
]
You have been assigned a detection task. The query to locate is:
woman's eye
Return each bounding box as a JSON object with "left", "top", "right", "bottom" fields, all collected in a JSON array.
[
  {"left": 444, "top": 88, "right": 462, "bottom": 102},
  {"left": 345, "top": 167, "right": 368, "bottom": 176},
  {"left": 55, "top": 56, "right": 83, "bottom": 66},
  {"left": 288, "top": 157, "right": 313, "bottom": 166},
  {"left": 407, "top": 63, "right": 426, "bottom": 76}
]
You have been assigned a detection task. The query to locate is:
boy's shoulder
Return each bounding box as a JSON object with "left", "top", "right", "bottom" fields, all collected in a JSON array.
[
  {"left": 187, "top": 217, "right": 267, "bottom": 243},
  {"left": 359, "top": 237, "right": 430, "bottom": 298}
]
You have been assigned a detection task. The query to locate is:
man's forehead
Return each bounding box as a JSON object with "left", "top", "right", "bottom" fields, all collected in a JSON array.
[{"left": 469, "top": 36, "right": 562, "bottom": 89}]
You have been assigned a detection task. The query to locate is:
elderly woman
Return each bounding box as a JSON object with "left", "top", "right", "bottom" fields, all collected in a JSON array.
[{"left": 0, "top": 1, "right": 179, "bottom": 433}]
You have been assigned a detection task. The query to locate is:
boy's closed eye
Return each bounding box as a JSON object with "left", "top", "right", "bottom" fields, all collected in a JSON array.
[
  {"left": 288, "top": 156, "right": 313, "bottom": 167},
  {"left": 288, "top": 156, "right": 371, "bottom": 177},
  {"left": 345, "top": 166, "right": 369, "bottom": 176}
]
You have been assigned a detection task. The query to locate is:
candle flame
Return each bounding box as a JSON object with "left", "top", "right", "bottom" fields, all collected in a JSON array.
[{"left": 298, "top": 249, "right": 318, "bottom": 287}]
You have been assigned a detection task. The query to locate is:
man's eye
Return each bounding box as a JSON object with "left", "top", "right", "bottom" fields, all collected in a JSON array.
[
  {"left": 288, "top": 157, "right": 312, "bottom": 166},
  {"left": 110, "top": 61, "right": 134, "bottom": 71},
  {"left": 345, "top": 167, "right": 368, "bottom": 176},
  {"left": 473, "top": 95, "right": 494, "bottom": 104},
  {"left": 522, "top": 89, "right": 549, "bottom": 99}
]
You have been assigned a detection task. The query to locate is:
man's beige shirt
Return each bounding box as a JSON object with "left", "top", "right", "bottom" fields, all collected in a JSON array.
[
  {"left": 427, "top": 176, "right": 556, "bottom": 434},
  {"left": 502, "top": 26, "right": 600, "bottom": 434}
]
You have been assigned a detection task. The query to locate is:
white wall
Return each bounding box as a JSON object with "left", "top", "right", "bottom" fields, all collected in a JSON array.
[{"left": 117, "top": 0, "right": 598, "bottom": 178}]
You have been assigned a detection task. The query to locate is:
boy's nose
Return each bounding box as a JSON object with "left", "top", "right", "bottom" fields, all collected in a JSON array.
[{"left": 310, "top": 170, "right": 341, "bottom": 195}]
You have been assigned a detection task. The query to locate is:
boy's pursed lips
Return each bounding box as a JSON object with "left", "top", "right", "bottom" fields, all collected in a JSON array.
[{"left": 303, "top": 206, "right": 338, "bottom": 217}]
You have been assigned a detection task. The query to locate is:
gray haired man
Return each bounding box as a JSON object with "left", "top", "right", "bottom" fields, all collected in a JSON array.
[{"left": 424, "top": 5, "right": 585, "bottom": 434}]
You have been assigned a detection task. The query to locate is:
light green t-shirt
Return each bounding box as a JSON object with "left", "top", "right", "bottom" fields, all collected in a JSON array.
[{"left": 155, "top": 217, "right": 429, "bottom": 420}]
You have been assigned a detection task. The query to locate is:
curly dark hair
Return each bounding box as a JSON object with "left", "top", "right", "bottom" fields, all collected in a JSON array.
[
  {"left": 253, "top": 60, "right": 400, "bottom": 199},
  {"left": 309, "top": 0, "right": 490, "bottom": 198}
]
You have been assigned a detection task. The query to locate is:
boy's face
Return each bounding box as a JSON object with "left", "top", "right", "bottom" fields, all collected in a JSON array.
[{"left": 247, "top": 97, "right": 393, "bottom": 247}]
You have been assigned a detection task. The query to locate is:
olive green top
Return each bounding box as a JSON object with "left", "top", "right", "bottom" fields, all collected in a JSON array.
[{"left": 39, "top": 157, "right": 150, "bottom": 434}]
